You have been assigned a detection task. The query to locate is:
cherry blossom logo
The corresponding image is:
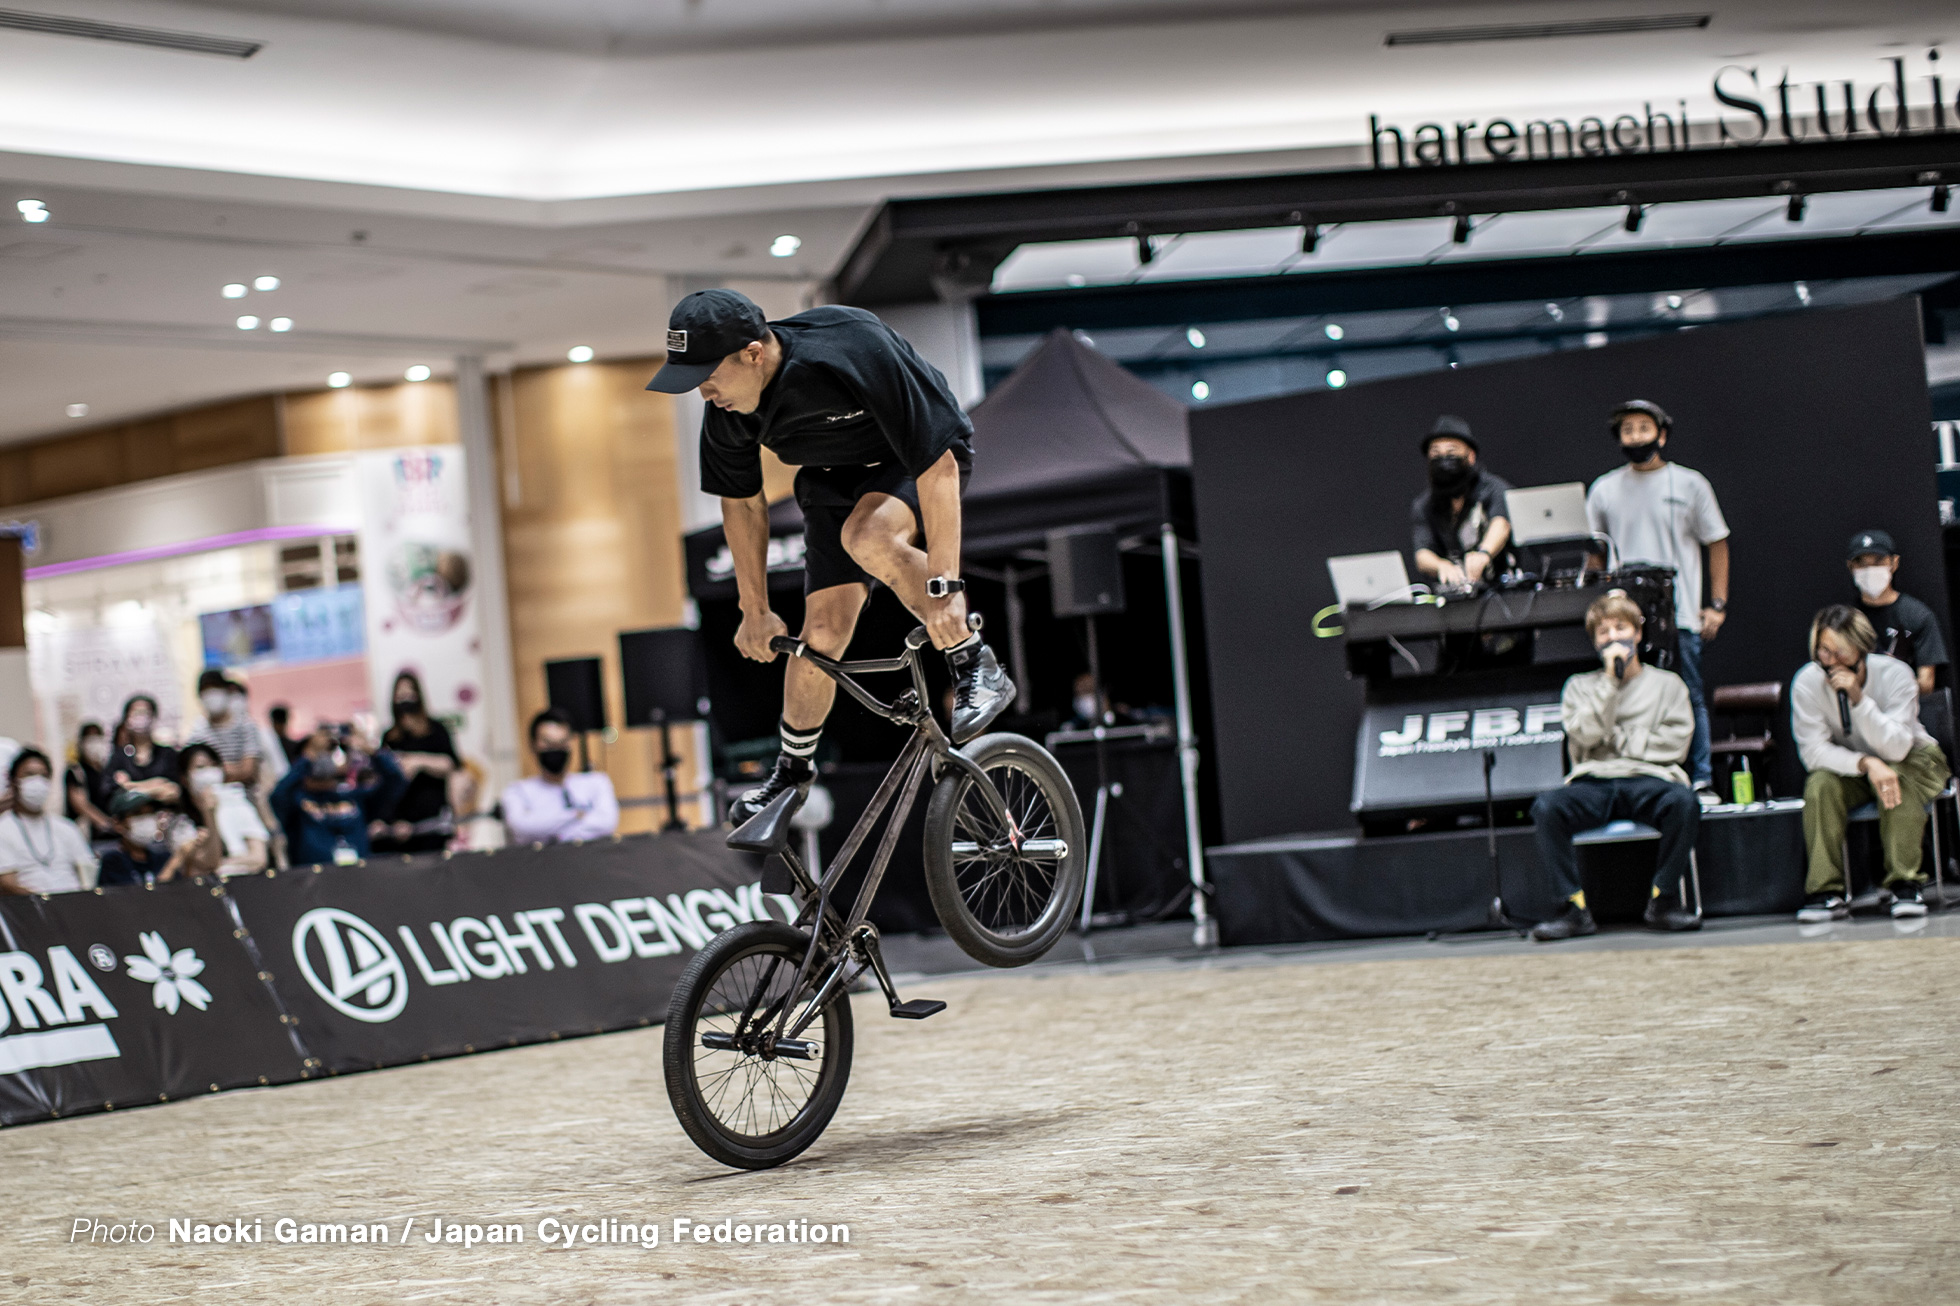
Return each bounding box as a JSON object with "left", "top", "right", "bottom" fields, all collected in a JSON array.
[{"left": 123, "top": 932, "right": 213, "bottom": 1015}]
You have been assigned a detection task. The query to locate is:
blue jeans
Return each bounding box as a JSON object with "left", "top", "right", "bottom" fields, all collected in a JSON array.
[{"left": 1675, "top": 629, "right": 1711, "bottom": 786}]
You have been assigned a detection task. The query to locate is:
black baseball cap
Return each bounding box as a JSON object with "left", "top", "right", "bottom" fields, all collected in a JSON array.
[
  {"left": 1421, "top": 414, "right": 1478, "bottom": 455},
  {"left": 1847, "top": 529, "right": 1897, "bottom": 560},
  {"left": 644, "top": 289, "right": 770, "bottom": 393},
  {"left": 1609, "top": 399, "right": 1672, "bottom": 435}
]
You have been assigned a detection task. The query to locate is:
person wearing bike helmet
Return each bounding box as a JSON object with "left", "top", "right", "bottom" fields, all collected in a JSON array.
[{"left": 647, "top": 289, "right": 1015, "bottom": 824}]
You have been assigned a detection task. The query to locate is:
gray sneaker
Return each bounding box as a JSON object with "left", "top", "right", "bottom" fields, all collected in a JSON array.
[
  {"left": 947, "top": 640, "right": 1015, "bottom": 743},
  {"left": 1796, "top": 894, "right": 1849, "bottom": 924}
]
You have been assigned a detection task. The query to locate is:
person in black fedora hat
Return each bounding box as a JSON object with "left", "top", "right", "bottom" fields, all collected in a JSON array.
[
  {"left": 646, "top": 288, "right": 1013, "bottom": 824},
  {"left": 1845, "top": 528, "right": 1947, "bottom": 695},
  {"left": 1411, "top": 415, "right": 1514, "bottom": 589}
]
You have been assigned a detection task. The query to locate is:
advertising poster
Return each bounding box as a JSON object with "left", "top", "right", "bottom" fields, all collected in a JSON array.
[
  {"left": 29, "top": 620, "right": 186, "bottom": 750},
  {"left": 355, "top": 448, "right": 487, "bottom": 761}
]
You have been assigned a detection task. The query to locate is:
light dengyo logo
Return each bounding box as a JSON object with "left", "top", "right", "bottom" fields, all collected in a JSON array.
[{"left": 292, "top": 908, "right": 409, "bottom": 1023}]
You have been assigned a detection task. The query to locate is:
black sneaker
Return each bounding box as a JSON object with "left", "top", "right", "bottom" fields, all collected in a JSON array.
[
  {"left": 1889, "top": 884, "right": 1928, "bottom": 919},
  {"left": 1530, "top": 903, "right": 1597, "bottom": 942},
  {"left": 728, "top": 755, "right": 813, "bottom": 827},
  {"left": 1848, "top": 885, "right": 1896, "bottom": 916},
  {"left": 947, "top": 640, "right": 1015, "bottom": 743},
  {"left": 1796, "top": 893, "right": 1849, "bottom": 924},
  {"left": 1643, "top": 896, "right": 1702, "bottom": 932}
]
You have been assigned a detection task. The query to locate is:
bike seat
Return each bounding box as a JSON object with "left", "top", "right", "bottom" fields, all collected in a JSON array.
[{"left": 726, "top": 786, "right": 805, "bottom": 856}]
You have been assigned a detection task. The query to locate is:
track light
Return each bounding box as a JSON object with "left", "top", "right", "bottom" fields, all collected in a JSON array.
[
  {"left": 1301, "top": 224, "right": 1320, "bottom": 254},
  {"left": 1624, "top": 204, "right": 1645, "bottom": 232},
  {"left": 1452, "top": 214, "right": 1473, "bottom": 244},
  {"left": 1935, "top": 185, "right": 1952, "bottom": 213},
  {"left": 1786, "top": 193, "right": 1807, "bottom": 222},
  {"left": 1136, "top": 236, "right": 1154, "bottom": 265}
]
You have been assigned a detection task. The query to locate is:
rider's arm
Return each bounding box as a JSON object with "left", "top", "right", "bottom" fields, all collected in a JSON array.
[
  {"left": 723, "top": 492, "right": 773, "bottom": 616},
  {"left": 916, "top": 450, "right": 971, "bottom": 649}
]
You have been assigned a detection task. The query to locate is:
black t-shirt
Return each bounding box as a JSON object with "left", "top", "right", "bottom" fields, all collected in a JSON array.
[
  {"left": 1861, "top": 593, "right": 1950, "bottom": 672},
  {"left": 382, "top": 719, "right": 459, "bottom": 824},
  {"left": 698, "top": 306, "right": 973, "bottom": 499},
  {"left": 99, "top": 743, "right": 178, "bottom": 804},
  {"left": 1411, "top": 467, "right": 1514, "bottom": 567},
  {"left": 65, "top": 762, "right": 112, "bottom": 837}
]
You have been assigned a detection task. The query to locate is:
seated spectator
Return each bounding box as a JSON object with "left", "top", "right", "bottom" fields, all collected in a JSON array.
[
  {"left": 97, "top": 788, "right": 192, "bottom": 887},
  {"left": 1063, "top": 672, "right": 1134, "bottom": 730},
  {"left": 1845, "top": 529, "right": 1948, "bottom": 695},
  {"left": 501, "top": 709, "right": 619, "bottom": 845},
  {"left": 187, "top": 669, "right": 263, "bottom": 789},
  {"left": 66, "top": 721, "right": 116, "bottom": 843},
  {"left": 271, "top": 728, "right": 405, "bottom": 867},
  {"left": 372, "top": 670, "right": 460, "bottom": 854},
  {"left": 1793, "top": 605, "right": 1949, "bottom": 922},
  {"left": 178, "top": 742, "right": 269, "bottom": 876},
  {"left": 0, "top": 748, "right": 98, "bottom": 894},
  {"left": 1529, "top": 591, "right": 1702, "bottom": 941},
  {"left": 267, "top": 703, "right": 305, "bottom": 764},
  {"left": 103, "top": 694, "right": 180, "bottom": 809}
]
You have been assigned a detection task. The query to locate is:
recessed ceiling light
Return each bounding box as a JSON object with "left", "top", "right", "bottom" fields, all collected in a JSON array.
[
  {"left": 269, "top": 317, "right": 292, "bottom": 332},
  {"left": 1065, "top": 274, "right": 1087, "bottom": 287},
  {"left": 567, "top": 345, "right": 595, "bottom": 363},
  {"left": 253, "top": 275, "right": 280, "bottom": 291},
  {"left": 405, "top": 364, "right": 431, "bottom": 382},
  {"left": 1443, "top": 314, "right": 1461, "bottom": 332},
  {"left": 1190, "top": 380, "right": 1211, "bottom": 401},
  {"left": 222, "top": 283, "right": 247, "bottom": 299},
  {"left": 17, "top": 198, "right": 47, "bottom": 223},
  {"left": 1324, "top": 323, "right": 1345, "bottom": 340},
  {"left": 1327, "top": 369, "right": 1349, "bottom": 389},
  {"left": 236, "top": 315, "right": 260, "bottom": 330},
  {"left": 769, "top": 235, "right": 802, "bottom": 258},
  {"left": 327, "top": 371, "right": 351, "bottom": 388},
  {"left": 65, "top": 402, "right": 88, "bottom": 418},
  {"left": 1186, "top": 327, "right": 1207, "bottom": 349}
]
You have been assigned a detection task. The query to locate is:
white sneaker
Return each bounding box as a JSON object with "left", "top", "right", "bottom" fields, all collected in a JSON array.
[
  {"left": 1695, "top": 784, "right": 1721, "bottom": 808},
  {"left": 1891, "top": 886, "right": 1928, "bottom": 918}
]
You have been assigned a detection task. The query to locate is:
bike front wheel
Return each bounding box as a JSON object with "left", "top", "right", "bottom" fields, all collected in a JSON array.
[
  {"left": 923, "top": 732, "right": 1087, "bottom": 967},
  {"left": 663, "top": 920, "right": 855, "bottom": 1170}
]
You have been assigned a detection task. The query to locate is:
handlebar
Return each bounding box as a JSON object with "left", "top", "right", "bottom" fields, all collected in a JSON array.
[
  {"left": 769, "top": 635, "right": 804, "bottom": 657},
  {"left": 775, "top": 612, "right": 982, "bottom": 661}
]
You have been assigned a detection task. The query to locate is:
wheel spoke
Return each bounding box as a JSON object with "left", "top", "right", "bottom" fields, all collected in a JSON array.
[{"left": 686, "top": 942, "right": 833, "bottom": 1144}]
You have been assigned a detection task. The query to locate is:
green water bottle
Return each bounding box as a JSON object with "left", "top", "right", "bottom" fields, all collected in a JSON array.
[{"left": 1731, "top": 757, "right": 1755, "bottom": 805}]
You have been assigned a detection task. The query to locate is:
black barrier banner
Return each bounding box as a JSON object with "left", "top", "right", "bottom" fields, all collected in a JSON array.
[
  {"left": 0, "top": 879, "right": 308, "bottom": 1126},
  {"left": 227, "top": 832, "right": 790, "bottom": 1073}
]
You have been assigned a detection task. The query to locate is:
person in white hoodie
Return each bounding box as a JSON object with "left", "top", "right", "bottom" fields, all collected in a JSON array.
[{"left": 1792, "top": 605, "right": 1949, "bottom": 923}]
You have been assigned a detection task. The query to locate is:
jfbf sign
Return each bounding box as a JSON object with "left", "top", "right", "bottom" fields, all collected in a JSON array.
[
  {"left": 1370, "top": 52, "right": 1951, "bottom": 167},
  {"left": 1352, "top": 691, "right": 1567, "bottom": 815}
]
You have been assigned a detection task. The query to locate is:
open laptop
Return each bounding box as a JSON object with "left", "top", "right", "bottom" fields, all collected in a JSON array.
[
  {"left": 1505, "top": 483, "right": 1590, "bottom": 545},
  {"left": 1327, "top": 551, "right": 1412, "bottom": 607}
]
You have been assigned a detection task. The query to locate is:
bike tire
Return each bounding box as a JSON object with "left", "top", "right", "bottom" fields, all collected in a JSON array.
[
  {"left": 663, "top": 920, "right": 854, "bottom": 1170},
  {"left": 922, "top": 732, "right": 1087, "bottom": 967}
]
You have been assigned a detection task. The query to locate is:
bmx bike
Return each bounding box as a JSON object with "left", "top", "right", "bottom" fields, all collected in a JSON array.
[{"left": 662, "top": 621, "right": 1087, "bottom": 1169}]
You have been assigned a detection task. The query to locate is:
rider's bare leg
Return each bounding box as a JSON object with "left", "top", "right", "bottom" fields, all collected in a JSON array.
[
  {"left": 841, "top": 493, "right": 970, "bottom": 647},
  {"left": 784, "top": 583, "right": 868, "bottom": 733}
]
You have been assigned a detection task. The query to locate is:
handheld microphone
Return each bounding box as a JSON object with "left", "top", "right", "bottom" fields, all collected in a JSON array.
[
  {"left": 1837, "top": 689, "right": 1852, "bottom": 735},
  {"left": 1612, "top": 653, "right": 1627, "bottom": 682}
]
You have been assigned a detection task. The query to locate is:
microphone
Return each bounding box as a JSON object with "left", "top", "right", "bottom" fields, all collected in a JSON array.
[
  {"left": 1837, "top": 689, "right": 1853, "bottom": 735},
  {"left": 1611, "top": 653, "right": 1627, "bottom": 682}
]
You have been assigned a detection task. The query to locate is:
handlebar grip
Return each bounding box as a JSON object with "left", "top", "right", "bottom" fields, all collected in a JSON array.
[
  {"left": 905, "top": 626, "right": 931, "bottom": 650},
  {"left": 769, "top": 635, "right": 805, "bottom": 657}
]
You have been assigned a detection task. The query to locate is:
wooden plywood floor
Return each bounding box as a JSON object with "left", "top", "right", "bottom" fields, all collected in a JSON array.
[{"left": 4, "top": 937, "right": 1956, "bottom": 1304}]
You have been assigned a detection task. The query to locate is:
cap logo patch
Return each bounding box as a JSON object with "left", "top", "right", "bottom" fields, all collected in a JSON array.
[{"left": 667, "top": 329, "right": 688, "bottom": 353}]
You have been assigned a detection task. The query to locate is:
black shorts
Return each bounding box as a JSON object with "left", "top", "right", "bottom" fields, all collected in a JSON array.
[{"left": 793, "top": 443, "right": 971, "bottom": 595}]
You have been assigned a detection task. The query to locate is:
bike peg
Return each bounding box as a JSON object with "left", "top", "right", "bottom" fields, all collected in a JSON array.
[{"left": 967, "top": 612, "right": 984, "bottom": 632}]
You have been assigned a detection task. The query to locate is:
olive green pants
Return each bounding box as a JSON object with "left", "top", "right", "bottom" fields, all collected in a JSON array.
[{"left": 1803, "top": 743, "right": 1950, "bottom": 894}]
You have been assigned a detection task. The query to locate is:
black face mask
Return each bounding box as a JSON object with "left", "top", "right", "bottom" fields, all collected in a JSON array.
[
  {"left": 393, "top": 697, "right": 422, "bottom": 718},
  {"left": 1621, "top": 439, "right": 1660, "bottom": 465},
  {"left": 1427, "top": 454, "right": 1472, "bottom": 493},
  {"left": 537, "top": 748, "right": 570, "bottom": 776}
]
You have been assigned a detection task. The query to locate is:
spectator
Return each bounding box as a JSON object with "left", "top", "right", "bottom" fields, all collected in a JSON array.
[
  {"left": 65, "top": 721, "right": 116, "bottom": 843},
  {"left": 373, "top": 670, "right": 460, "bottom": 854},
  {"left": 178, "top": 742, "right": 269, "bottom": 876},
  {"left": 271, "top": 727, "right": 404, "bottom": 867},
  {"left": 1411, "top": 415, "right": 1514, "bottom": 587},
  {"left": 0, "top": 748, "right": 98, "bottom": 895},
  {"left": 1585, "top": 400, "right": 1730, "bottom": 801},
  {"left": 96, "top": 788, "right": 192, "bottom": 887},
  {"left": 104, "top": 694, "right": 180, "bottom": 808},
  {"left": 1529, "top": 591, "right": 1702, "bottom": 941},
  {"left": 501, "top": 708, "right": 618, "bottom": 845},
  {"left": 1793, "top": 605, "right": 1949, "bottom": 922},
  {"left": 267, "top": 703, "right": 305, "bottom": 764},
  {"left": 187, "top": 669, "right": 263, "bottom": 789},
  {"left": 1844, "top": 529, "right": 1948, "bottom": 695}
]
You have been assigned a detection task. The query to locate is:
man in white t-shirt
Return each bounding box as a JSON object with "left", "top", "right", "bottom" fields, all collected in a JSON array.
[
  {"left": 0, "top": 748, "right": 98, "bottom": 895},
  {"left": 1585, "top": 399, "right": 1730, "bottom": 798}
]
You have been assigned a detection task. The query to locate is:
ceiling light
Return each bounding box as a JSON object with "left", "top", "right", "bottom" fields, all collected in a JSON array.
[
  {"left": 1786, "top": 193, "right": 1807, "bottom": 222},
  {"left": 21, "top": 209, "right": 47, "bottom": 223},
  {"left": 1794, "top": 281, "right": 1811, "bottom": 306},
  {"left": 1624, "top": 204, "right": 1645, "bottom": 232},
  {"left": 1442, "top": 312, "right": 1461, "bottom": 332},
  {"left": 17, "top": 198, "right": 47, "bottom": 223},
  {"left": 1065, "top": 274, "right": 1087, "bottom": 288},
  {"left": 769, "top": 235, "right": 802, "bottom": 258},
  {"left": 327, "top": 372, "right": 351, "bottom": 388},
  {"left": 253, "top": 275, "right": 279, "bottom": 291},
  {"left": 1665, "top": 294, "right": 1683, "bottom": 311},
  {"left": 236, "top": 315, "right": 259, "bottom": 330},
  {"left": 1326, "top": 370, "right": 1348, "bottom": 389},
  {"left": 222, "top": 283, "right": 247, "bottom": 299},
  {"left": 405, "top": 364, "right": 431, "bottom": 382},
  {"left": 1452, "top": 215, "right": 1473, "bottom": 244},
  {"left": 1185, "top": 327, "right": 1206, "bottom": 349},
  {"left": 1324, "top": 323, "right": 1344, "bottom": 341},
  {"left": 1190, "top": 380, "right": 1210, "bottom": 401},
  {"left": 1544, "top": 302, "right": 1565, "bottom": 322},
  {"left": 65, "top": 402, "right": 88, "bottom": 418},
  {"left": 269, "top": 317, "right": 292, "bottom": 332},
  {"left": 567, "top": 345, "right": 595, "bottom": 363}
]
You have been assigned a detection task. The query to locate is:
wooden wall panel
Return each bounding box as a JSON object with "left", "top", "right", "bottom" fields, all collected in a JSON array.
[
  {"left": 0, "top": 395, "right": 280, "bottom": 507},
  {"left": 169, "top": 396, "right": 281, "bottom": 472},
  {"left": 284, "top": 382, "right": 458, "bottom": 457}
]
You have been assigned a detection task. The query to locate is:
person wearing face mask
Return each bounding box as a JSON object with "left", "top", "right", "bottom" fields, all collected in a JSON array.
[
  {"left": 270, "top": 727, "right": 405, "bottom": 867},
  {"left": 1843, "top": 529, "right": 1947, "bottom": 696},
  {"left": 1527, "top": 592, "right": 1701, "bottom": 941},
  {"left": 104, "top": 693, "right": 180, "bottom": 810},
  {"left": 1410, "top": 416, "right": 1514, "bottom": 590},
  {"left": 1585, "top": 400, "right": 1730, "bottom": 803},
  {"left": 1791, "top": 605, "right": 1948, "bottom": 923},
  {"left": 186, "top": 669, "right": 263, "bottom": 791},
  {"left": 95, "top": 788, "right": 192, "bottom": 888},
  {"left": 373, "top": 670, "right": 461, "bottom": 854},
  {"left": 66, "top": 721, "right": 117, "bottom": 844},
  {"left": 0, "top": 749, "right": 98, "bottom": 894},
  {"left": 177, "top": 742, "right": 269, "bottom": 875},
  {"left": 499, "top": 708, "right": 619, "bottom": 846}
]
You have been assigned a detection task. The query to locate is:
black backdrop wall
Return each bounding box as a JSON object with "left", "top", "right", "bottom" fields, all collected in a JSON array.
[{"left": 1191, "top": 299, "right": 1940, "bottom": 843}]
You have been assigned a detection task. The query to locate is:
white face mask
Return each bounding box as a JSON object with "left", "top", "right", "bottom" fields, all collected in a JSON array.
[
  {"left": 1852, "top": 566, "right": 1892, "bottom": 600},
  {"left": 13, "top": 775, "right": 50, "bottom": 812},
  {"left": 81, "top": 738, "right": 109, "bottom": 767},
  {"left": 200, "top": 688, "right": 231, "bottom": 715},
  {"left": 190, "top": 766, "right": 225, "bottom": 793},
  {"left": 1073, "top": 694, "right": 1099, "bottom": 721},
  {"left": 126, "top": 815, "right": 161, "bottom": 845}
]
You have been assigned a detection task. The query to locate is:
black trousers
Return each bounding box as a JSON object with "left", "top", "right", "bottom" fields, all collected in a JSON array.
[{"left": 1530, "top": 775, "right": 1699, "bottom": 901}]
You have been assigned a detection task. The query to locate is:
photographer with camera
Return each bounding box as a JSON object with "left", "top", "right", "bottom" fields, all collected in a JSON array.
[{"left": 270, "top": 725, "right": 403, "bottom": 868}]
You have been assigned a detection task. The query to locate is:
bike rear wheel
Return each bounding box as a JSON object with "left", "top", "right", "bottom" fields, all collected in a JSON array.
[
  {"left": 922, "top": 732, "right": 1086, "bottom": 967},
  {"left": 663, "top": 920, "right": 854, "bottom": 1170}
]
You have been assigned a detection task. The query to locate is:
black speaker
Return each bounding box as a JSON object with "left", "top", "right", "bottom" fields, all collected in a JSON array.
[
  {"left": 1048, "top": 525, "right": 1126, "bottom": 617},
  {"left": 544, "top": 656, "right": 607, "bottom": 732},
  {"left": 620, "top": 627, "right": 709, "bottom": 725}
]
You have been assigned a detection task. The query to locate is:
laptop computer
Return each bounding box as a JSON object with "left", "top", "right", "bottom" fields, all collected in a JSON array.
[
  {"left": 1327, "top": 551, "right": 1412, "bottom": 607},
  {"left": 1505, "top": 483, "right": 1591, "bottom": 545}
]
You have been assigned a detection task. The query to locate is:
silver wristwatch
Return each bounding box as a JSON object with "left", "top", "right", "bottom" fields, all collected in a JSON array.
[{"left": 926, "top": 576, "right": 966, "bottom": 599}]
